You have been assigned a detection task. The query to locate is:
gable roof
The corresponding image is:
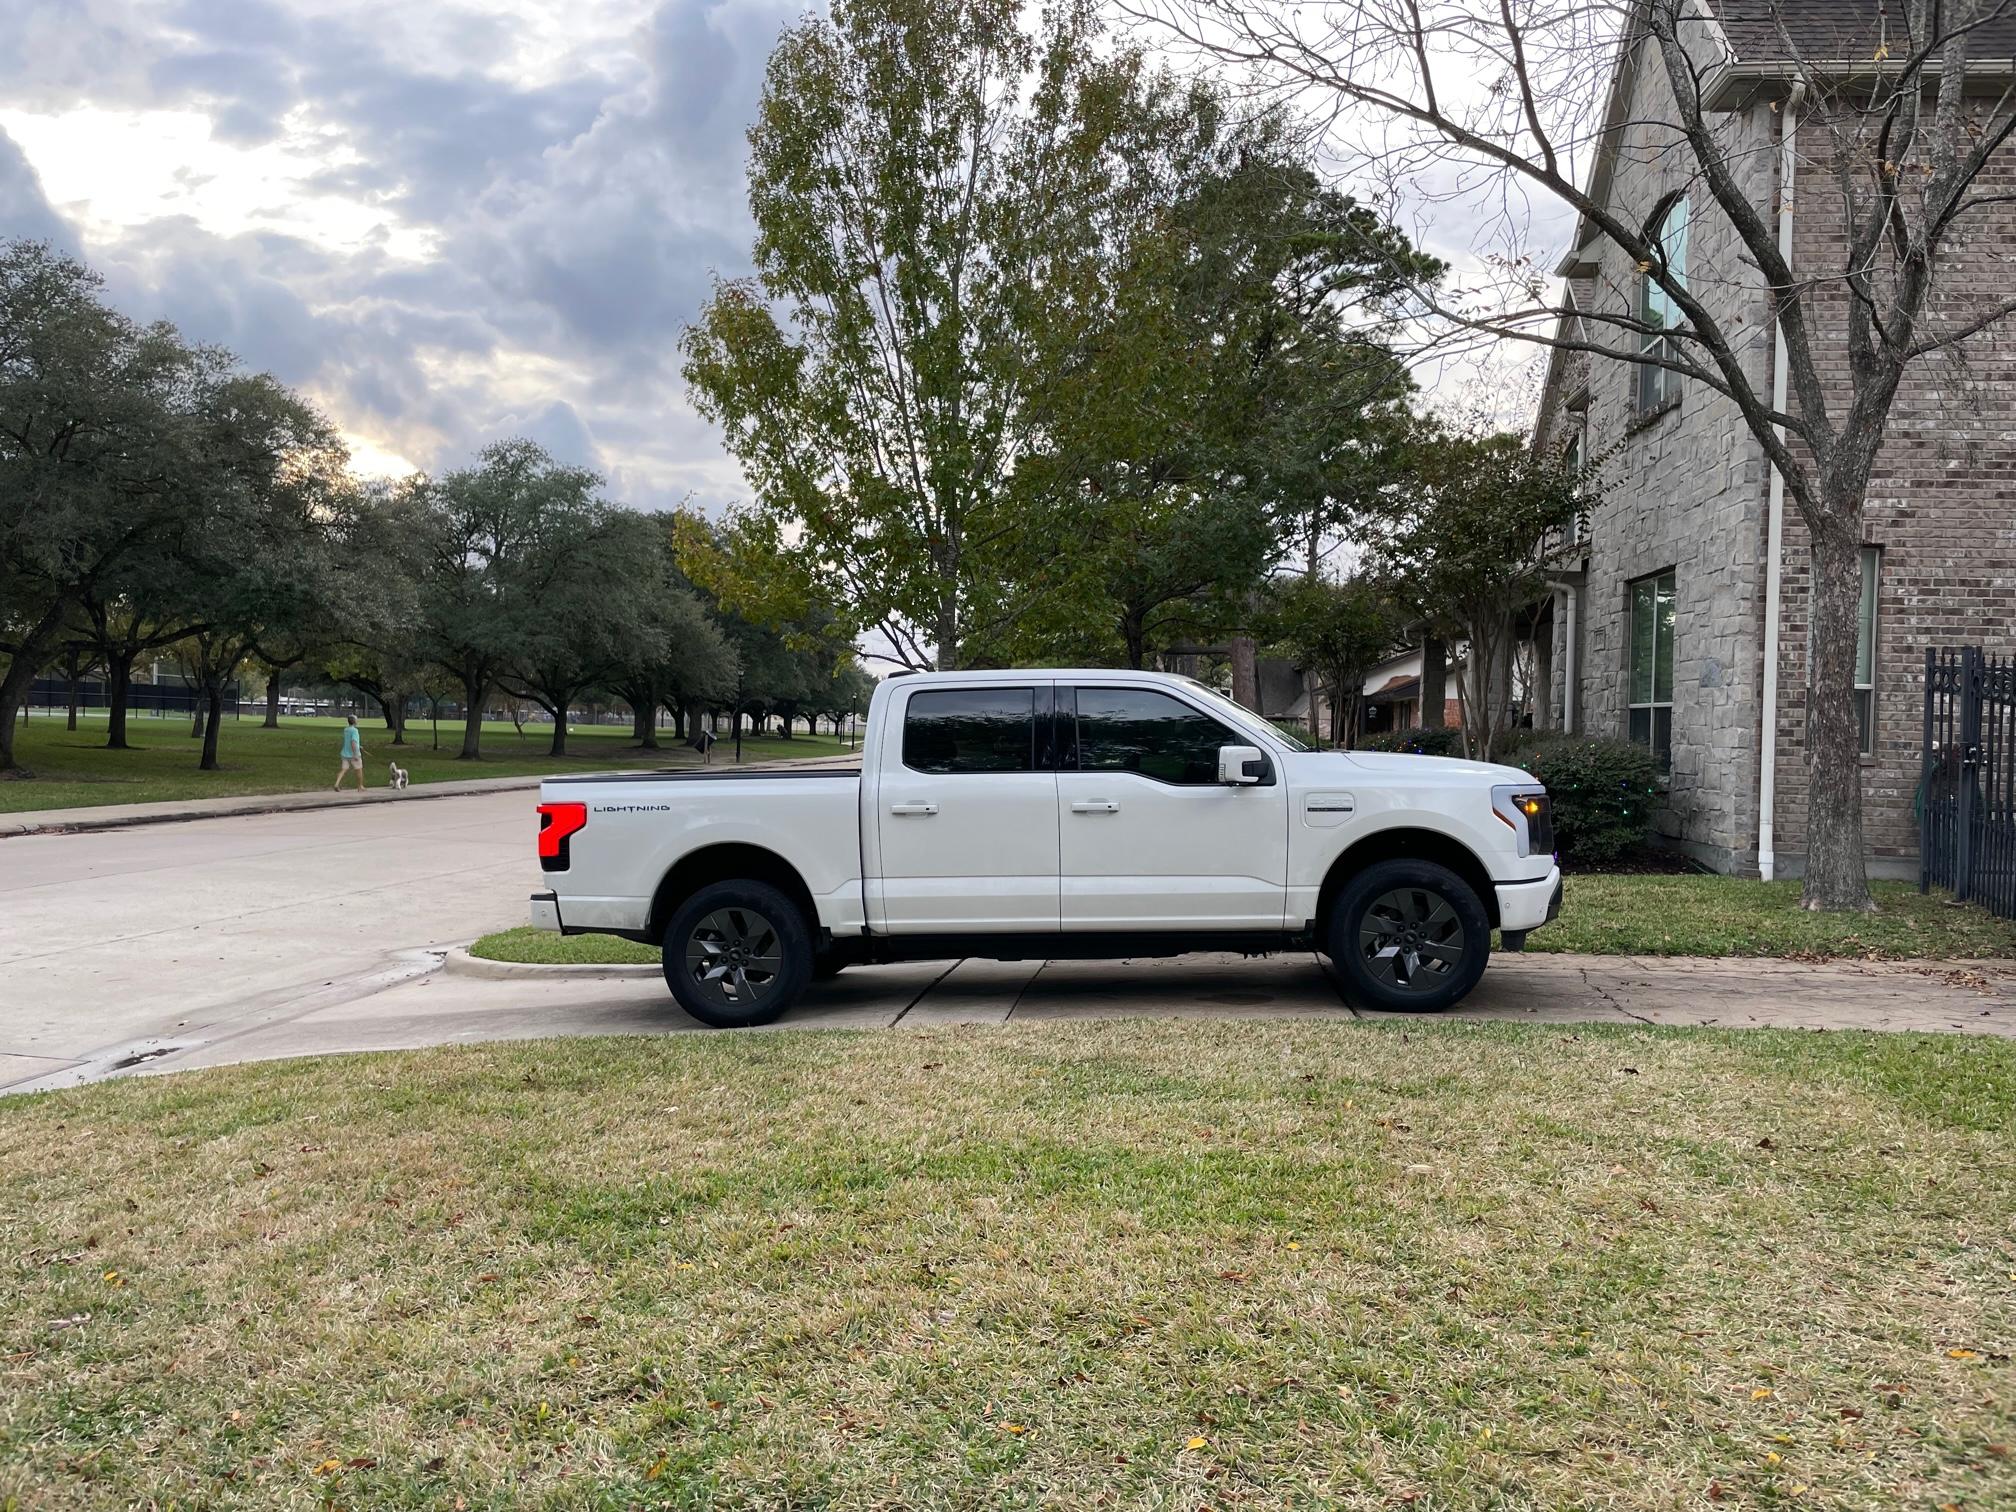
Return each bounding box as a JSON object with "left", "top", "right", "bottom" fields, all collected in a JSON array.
[{"left": 1713, "top": 1, "right": 2016, "bottom": 66}]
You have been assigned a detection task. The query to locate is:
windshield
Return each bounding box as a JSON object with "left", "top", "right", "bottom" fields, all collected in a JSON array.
[{"left": 1182, "top": 679, "right": 1311, "bottom": 752}]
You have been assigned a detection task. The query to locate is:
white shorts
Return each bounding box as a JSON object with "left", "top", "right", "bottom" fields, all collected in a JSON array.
[{"left": 339, "top": 756, "right": 362, "bottom": 770}]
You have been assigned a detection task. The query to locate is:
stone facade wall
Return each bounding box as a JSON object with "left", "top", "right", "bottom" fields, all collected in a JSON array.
[{"left": 1541, "top": 53, "right": 1779, "bottom": 872}]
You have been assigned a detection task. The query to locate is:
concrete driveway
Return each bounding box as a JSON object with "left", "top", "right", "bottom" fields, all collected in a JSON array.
[{"left": 4, "top": 790, "right": 2014, "bottom": 1094}]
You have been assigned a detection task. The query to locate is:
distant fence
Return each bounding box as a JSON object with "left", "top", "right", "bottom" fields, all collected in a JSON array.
[
  {"left": 1921, "top": 647, "right": 2016, "bottom": 919},
  {"left": 24, "top": 677, "right": 244, "bottom": 718}
]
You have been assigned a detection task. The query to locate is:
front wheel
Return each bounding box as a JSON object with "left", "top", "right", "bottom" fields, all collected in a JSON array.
[
  {"left": 662, "top": 880, "right": 811, "bottom": 1028},
  {"left": 1325, "top": 859, "right": 1490, "bottom": 1014}
]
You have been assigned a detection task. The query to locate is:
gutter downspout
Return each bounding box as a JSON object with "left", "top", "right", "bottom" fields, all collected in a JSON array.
[
  {"left": 1758, "top": 79, "right": 1805, "bottom": 882},
  {"left": 1562, "top": 581, "right": 1579, "bottom": 734}
]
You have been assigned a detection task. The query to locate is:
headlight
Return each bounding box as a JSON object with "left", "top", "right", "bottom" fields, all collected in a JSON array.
[{"left": 1491, "top": 785, "right": 1555, "bottom": 859}]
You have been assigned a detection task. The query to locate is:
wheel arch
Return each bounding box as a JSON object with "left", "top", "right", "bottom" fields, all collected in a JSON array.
[
  {"left": 649, "top": 842, "right": 820, "bottom": 941},
  {"left": 1316, "top": 827, "right": 1500, "bottom": 933}
]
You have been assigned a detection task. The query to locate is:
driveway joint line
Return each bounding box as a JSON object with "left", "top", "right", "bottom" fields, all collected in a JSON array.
[{"left": 888, "top": 957, "right": 968, "bottom": 1027}]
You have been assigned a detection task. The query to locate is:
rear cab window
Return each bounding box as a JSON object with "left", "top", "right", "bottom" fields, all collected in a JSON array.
[{"left": 901, "top": 687, "right": 1037, "bottom": 774}]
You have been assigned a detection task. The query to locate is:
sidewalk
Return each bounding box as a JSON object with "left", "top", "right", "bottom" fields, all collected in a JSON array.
[{"left": 0, "top": 750, "right": 860, "bottom": 838}]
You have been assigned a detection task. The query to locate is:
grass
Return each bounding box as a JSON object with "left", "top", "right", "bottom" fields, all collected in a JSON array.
[
  {"left": 1, "top": 1022, "right": 2010, "bottom": 1509},
  {"left": 0, "top": 712, "right": 854, "bottom": 813},
  {"left": 1531, "top": 875, "right": 2016, "bottom": 960},
  {"left": 471, "top": 875, "right": 2016, "bottom": 967}
]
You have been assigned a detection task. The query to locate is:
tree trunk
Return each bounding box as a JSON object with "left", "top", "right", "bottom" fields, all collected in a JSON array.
[
  {"left": 105, "top": 653, "right": 135, "bottom": 749},
  {"left": 191, "top": 698, "right": 206, "bottom": 740},
  {"left": 1800, "top": 516, "right": 1875, "bottom": 911},
  {"left": 65, "top": 652, "right": 81, "bottom": 731},
  {"left": 549, "top": 712, "right": 568, "bottom": 758},
  {"left": 264, "top": 674, "right": 282, "bottom": 729},
  {"left": 671, "top": 703, "right": 688, "bottom": 742},
  {"left": 1122, "top": 611, "right": 1147, "bottom": 670},
  {"left": 631, "top": 699, "right": 657, "bottom": 749},
  {"left": 0, "top": 656, "right": 37, "bottom": 772},
  {"left": 459, "top": 672, "right": 484, "bottom": 759},
  {"left": 199, "top": 683, "right": 224, "bottom": 771},
  {"left": 934, "top": 590, "right": 960, "bottom": 672},
  {"left": 1420, "top": 636, "right": 1447, "bottom": 729},
  {"left": 1230, "top": 635, "right": 1259, "bottom": 711}
]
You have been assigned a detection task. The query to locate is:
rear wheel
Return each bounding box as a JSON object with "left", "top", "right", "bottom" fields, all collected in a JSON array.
[
  {"left": 662, "top": 880, "right": 811, "bottom": 1028},
  {"left": 1325, "top": 859, "right": 1490, "bottom": 1013}
]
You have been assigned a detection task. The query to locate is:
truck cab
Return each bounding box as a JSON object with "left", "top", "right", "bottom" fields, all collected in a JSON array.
[{"left": 531, "top": 669, "right": 1561, "bottom": 1026}]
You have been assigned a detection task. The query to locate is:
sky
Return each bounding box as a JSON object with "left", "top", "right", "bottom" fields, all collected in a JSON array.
[
  {"left": 1, "top": 0, "right": 808, "bottom": 510},
  {"left": 0, "top": 0, "right": 1557, "bottom": 517}
]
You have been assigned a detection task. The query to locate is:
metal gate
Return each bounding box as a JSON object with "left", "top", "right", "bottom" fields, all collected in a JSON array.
[{"left": 1921, "top": 647, "right": 2016, "bottom": 918}]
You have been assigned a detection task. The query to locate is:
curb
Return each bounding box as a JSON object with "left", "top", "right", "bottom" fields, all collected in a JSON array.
[
  {"left": 0, "top": 776, "right": 554, "bottom": 839},
  {"left": 443, "top": 945, "right": 659, "bottom": 980}
]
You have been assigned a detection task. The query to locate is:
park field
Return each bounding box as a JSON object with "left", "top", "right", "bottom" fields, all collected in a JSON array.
[
  {"left": 0, "top": 712, "right": 853, "bottom": 813},
  {"left": 1, "top": 1020, "right": 2010, "bottom": 1508}
]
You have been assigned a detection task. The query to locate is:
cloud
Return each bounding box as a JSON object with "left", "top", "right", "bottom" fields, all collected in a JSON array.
[
  {"left": 3, "top": 0, "right": 799, "bottom": 509},
  {"left": 0, "top": 128, "right": 76, "bottom": 249}
]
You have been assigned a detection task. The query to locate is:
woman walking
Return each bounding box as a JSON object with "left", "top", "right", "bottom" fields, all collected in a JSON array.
[{"left": 332, "top": 715, "right": 367, "bottom": 793}]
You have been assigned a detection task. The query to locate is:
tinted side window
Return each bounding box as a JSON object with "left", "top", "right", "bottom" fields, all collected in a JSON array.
[
  {"left": 902, "top": 688, "right": 1035, "bottom": 774},
  {"left": 1073, "top": 688, "right": 1234, "bottom": 785}
]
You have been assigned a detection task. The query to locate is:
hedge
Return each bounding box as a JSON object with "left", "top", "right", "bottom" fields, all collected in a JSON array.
[
  {"left": 1357, "top": 725, "right": 1466, "bottom": 757},
  {"left": 1509, "top": 735, "right": 1660, "bottom": 864}
]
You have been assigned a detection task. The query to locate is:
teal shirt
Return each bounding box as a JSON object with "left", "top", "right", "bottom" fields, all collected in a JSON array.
[{"left": 340, "top": 726, "right": 361, "bottom": 759}]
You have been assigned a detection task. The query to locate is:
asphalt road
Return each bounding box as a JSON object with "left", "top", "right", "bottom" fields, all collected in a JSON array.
[{"left": 4, "top": 790, "right": 2014, "bottom": 1095}]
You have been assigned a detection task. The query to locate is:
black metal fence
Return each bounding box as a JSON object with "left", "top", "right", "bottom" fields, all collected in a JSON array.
[{"left": 1921, "top": 647, "right": 2016, "bottom": 918}]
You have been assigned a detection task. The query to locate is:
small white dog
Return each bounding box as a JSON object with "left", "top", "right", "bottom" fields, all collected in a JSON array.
[{"left": 387, "top": 760, "right": 409, "bottom": 790}]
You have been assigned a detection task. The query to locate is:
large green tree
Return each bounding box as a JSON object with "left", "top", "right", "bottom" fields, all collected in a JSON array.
[
  {"left": 0, "top": 241, "right": 204, "bottom": 771},
  {"left": 683, "top": 0, "right": 1182, "bottom": 670},
  {"left": 1264, "top": 575, "right": 1400, "bottom": 747}
]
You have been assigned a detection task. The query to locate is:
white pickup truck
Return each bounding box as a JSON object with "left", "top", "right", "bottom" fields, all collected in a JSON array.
[{"left": 529, "top": 669, "right": 1561, "bottom": 1027}]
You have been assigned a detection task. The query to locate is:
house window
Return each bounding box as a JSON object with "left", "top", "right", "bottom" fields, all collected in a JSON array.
[
  {"left": 1628, "top": 569, "right": 1676, "bottom": 769},
  {"left": 1636, "top": 198, "right": 1689, "bottom": 412},
  {"left": 1855, "top": 547, "right": 1879, "bottom": 755}
]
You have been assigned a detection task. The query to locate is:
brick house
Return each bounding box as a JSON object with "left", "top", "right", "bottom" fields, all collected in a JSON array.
[{"left": 1532, "top": 1, "right": 2016, "bottom": 878}]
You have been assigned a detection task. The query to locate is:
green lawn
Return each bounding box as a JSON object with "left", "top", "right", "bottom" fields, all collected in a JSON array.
[
  {"left": 1, "top": 1023, "right": 2009, "bottom": 1508},
  {"left": 1532, "top": 875, "right": 2016, "bottom": 960},
  {"left": 471, "top": 875, "right": 2016, "bottom": 967},
  {"left": 0, "top": 712, "right": 854, "bottom": 813}
]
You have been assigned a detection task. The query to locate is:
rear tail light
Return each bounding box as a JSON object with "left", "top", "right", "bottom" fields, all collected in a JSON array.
[{"left": 537, "top": 802, "right": 586, "bottom": 871}]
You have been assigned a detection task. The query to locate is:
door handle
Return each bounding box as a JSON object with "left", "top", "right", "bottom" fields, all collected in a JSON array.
[
  {"left": 1070, "top": 799, "right": 1120, "bottom": 814},
  {"left": 889, "top": 801, "right": 939, "bottom": 816}
]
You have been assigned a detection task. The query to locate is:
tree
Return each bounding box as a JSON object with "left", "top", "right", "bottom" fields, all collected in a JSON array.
[
  {"left": 684, "top": 0, "right": 1198, "bottom": 670},
  {"left": 410, "top": 440, "right": 598, "bottom": 760},
  {"left": 497, "top": 503, "right": 670, "bottom": 758},
  {"left": 169, "top": 370, "right": 357, "bottom": 772},
  {"left": 1264, "top": 576, "right": 1400, "bottom": 747},
  {"left": 0, "top": 241, "right": 202, "bottom": 772},
  {"left": 1366, "top": 427, "right": 1583, "bottom": 763},
  {"left": 1139, "top": 1, "right": 2016, "bottom": 907}
]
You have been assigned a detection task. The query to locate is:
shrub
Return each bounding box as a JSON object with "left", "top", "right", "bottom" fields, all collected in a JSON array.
[
  {"left": 1511, "top": 735, "right": 1660, "bottom": 864},
  {"left": 1357, "top": 725, "right": 1465, "bottom": 757}
]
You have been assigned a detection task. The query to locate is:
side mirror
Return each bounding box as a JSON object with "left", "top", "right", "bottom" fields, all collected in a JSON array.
[{"left": 1218, "top": 744, "right": 1266, "bottom": 785}]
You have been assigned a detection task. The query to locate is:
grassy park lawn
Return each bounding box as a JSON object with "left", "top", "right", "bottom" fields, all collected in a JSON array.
[
  {"left": 2, "top": 1022, "right": 2010, "bottom": 1508},
  {"left": 0, "top": 712, "right": 852, "bottom": 813},
  {"left": 472, "top": 876, "right": 2016, "bottom": 967}
]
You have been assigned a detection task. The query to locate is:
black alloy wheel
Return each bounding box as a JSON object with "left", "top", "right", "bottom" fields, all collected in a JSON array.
[
  {"left": 1325, "top": 859, "right": 1491, "bottom": 1013},
  {"left": 662, "top": 879, "right": 811, "bottom": 1028}
]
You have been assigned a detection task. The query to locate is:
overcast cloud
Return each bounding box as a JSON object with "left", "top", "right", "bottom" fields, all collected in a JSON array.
[{"left": 1, "top": 0, "right": 802, "bottom": 509}]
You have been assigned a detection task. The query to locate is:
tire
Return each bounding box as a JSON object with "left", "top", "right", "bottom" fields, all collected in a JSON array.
[
  {"left": 1325, "top": 859, "right": 1491, "bottom": 1014},
  {"left": 662, "top": 880, "right": 812, "bottom": 1028}
]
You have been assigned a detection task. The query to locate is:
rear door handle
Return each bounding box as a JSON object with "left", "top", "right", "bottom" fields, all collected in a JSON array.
[
  {"left": 889, "top": 802, "right": 939, "bottom": 816},
  {"left": 1070, "top": 799, "right": 1120, "bottom": 814}
]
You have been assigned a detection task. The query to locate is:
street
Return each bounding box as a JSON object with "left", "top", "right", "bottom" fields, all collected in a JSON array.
[{"left": 5, "top": 790, "right": 2015, "bottom": 1095}]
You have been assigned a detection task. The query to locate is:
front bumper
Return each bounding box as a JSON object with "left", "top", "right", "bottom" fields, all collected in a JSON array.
[
  {"left": 529, "top": 890, "right": 562, "bottom": 932},
  {"left": 1495, "top": 866, "right": 1562, "bottom": 934}
]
